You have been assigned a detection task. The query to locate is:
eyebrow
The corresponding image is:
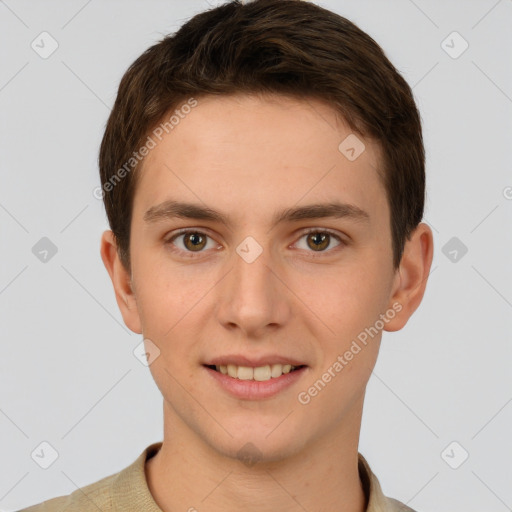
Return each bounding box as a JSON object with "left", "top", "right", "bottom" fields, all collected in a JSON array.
[{"left": 143, "top": 200, "right": 370, "bottom": 228}]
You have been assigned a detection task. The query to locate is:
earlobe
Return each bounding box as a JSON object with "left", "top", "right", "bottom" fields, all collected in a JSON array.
[
  {"left": 384, "top": 222, "right": 434, "bottom": 332},
  {"left": 100, "top": 230, "right": 142, "bottom": 334}
]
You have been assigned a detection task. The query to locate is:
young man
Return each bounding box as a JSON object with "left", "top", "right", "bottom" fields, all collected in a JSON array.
[{"left": 20, "top": 0, "right": 433, "bottom": 510}]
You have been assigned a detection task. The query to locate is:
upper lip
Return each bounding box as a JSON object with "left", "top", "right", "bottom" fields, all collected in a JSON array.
[{"left": 204, "top": 355, "right": 307, "bottom": 367}]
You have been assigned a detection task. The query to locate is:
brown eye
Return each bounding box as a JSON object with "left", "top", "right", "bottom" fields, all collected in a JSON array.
[
  {"left": 295, "top": 229, "right": 343, "bottom": 254},
  {"left": 183, "top": 232, "right": 207, "bottom": 251},
  {"left": 166, "top": 230, "right": 216, "bottom": 254},
  {"left": 306, "top": 232, "right": 330, "bottom": 251}
]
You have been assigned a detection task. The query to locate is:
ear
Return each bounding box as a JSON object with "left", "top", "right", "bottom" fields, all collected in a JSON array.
[
  {"left": 100, "top": 230, "right": 142, "bottom": 334},
  {"left": 384, "top": 222, "right": 434, "bottom": 332}
]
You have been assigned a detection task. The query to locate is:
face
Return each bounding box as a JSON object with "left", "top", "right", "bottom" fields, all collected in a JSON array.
[{"left": 102, "top": 93, "right": 431, "bottom": 463}]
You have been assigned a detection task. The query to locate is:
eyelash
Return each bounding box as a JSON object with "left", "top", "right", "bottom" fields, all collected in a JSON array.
[{"left": 164, "top": 228, "right": 346, "bottom": 258}]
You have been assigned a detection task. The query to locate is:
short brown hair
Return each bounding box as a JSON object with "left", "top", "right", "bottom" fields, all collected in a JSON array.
[{"left": 99, "top": 0, "right": 425, "bottom": 271}]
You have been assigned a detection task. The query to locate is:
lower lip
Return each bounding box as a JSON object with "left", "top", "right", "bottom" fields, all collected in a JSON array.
[{"left": 204, "top": 365, "right": 307, "bottom": 400}]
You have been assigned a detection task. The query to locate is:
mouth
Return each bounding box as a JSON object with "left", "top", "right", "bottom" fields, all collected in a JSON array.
[
  {"left": 204, "top": 363, "right": 306, "bottom": 382},
  {"left": 203, "top": 362, "right": 308, "bottom": 400}
]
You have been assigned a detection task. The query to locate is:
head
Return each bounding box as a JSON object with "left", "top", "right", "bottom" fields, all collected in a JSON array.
[{"left": 100, "top": 0, "right": 433, "bottom": 462}]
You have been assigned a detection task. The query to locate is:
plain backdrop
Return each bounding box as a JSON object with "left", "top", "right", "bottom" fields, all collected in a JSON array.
[{"left": 1, "top": 1, "right": 511, "bottom": 511}]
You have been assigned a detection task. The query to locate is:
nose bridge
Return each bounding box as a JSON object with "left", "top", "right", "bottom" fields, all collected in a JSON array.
[
  {"left": 232, "top": 238, "right": 275, "bottom": 309},
  {"left": 215, "top": 236, "right": 289, "bottom": 334},
  {"left": 235, "top": 241, "right": 272, "bottom": 294}
]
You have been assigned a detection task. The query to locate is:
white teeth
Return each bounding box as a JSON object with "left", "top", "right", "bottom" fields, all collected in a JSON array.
[
  {"left": 237, "top": 366, "right": 254, "bottom": 380},
  {"left": 270, "top": 364, "right": 283, "bottom": 378},
  {"left": 214, "top": 363, "right": 298, "bottom": 381},
  {"left": 253, "top": 365, "right": 271, "bottom": 381}
]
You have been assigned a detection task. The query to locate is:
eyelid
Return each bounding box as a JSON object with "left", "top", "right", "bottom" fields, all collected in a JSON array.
[
  {"left": 166, "top": 227, "right": 216, "bottom": 241},
  {"left": 295, "top": 226, "right": 345, "bottom": 241}
]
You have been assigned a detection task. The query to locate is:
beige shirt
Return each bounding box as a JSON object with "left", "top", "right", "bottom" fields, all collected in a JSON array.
[{"left": 19, "top": 442, "right": 416, "bottom": 512}]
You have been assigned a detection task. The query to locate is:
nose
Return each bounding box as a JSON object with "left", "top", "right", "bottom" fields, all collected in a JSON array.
[{"left": 215, "top": 239, "right": 292, "bottom": 339}]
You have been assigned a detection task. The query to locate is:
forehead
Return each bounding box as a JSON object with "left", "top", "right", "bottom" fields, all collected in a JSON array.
[{"left": 133, "top": 93, "right": 388, "bottom": 225}]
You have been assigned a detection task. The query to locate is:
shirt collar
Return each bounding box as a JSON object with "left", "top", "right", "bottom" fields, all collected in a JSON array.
[{"left": 111, "top": 441, "right": 163, "bottom": 512}]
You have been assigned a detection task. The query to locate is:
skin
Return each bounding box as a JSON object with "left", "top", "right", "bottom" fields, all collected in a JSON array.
[{"left": 101, "top": 93, "right": 433, "bottom": 512}]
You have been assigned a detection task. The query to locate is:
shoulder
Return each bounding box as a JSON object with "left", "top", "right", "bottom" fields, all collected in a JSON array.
[
  {"left": 16, "top": 471, "right": 118, "bottom": 512},
  {"left": 17, "top": 442, "right": 162, "bottom": 512},
  {"left": 385, "top": 496, "right": 417, "bottom": 512},
  {"left": 357, "top": 452, "right": 418, "bottom": 512}
]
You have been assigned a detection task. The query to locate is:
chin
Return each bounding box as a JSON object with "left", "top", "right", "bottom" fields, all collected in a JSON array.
[
  {"left": 215, "top": 437, "right": 301, "bottom": 466},
  {"left": 199, "top": 418, "right": 309, "bottom": 466}
]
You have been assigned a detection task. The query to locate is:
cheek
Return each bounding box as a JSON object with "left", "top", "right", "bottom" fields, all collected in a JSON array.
[
  {"left": 297, "top": 263, "right": 386, "bottom": 332},
  {"left": 132, "top": 257, "right": 218, "bottom": 376},
  {"left": 132, "top": 251, "right": 210, "bottom": 334}
]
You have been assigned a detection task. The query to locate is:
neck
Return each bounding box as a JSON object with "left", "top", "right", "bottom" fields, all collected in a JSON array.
[{"left": 146, "top": 400, "right": 367, "bottom": 512}]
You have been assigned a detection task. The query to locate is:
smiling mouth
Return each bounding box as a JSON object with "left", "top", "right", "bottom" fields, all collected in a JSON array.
[{"left": 205, "top": 364, "right": 306, "bottom": 381}]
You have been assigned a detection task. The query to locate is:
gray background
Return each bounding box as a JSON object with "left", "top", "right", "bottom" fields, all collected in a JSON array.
[{"left": 1, "top": 0, "right": 511, "bottom": 511}]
